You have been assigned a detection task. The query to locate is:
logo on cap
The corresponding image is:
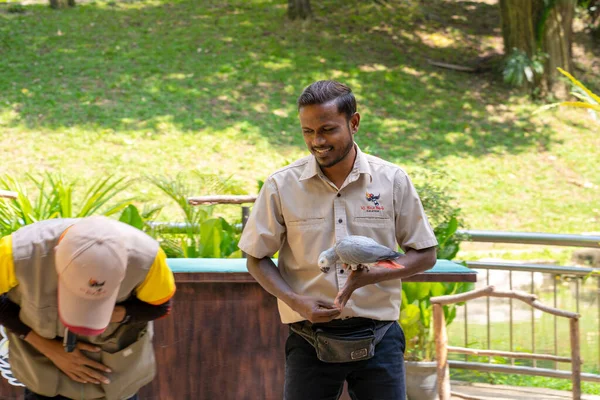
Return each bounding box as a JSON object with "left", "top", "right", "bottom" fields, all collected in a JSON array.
[
  {"left": 83, "top": 278, "right": 107, "bottom": 296},
  {"left": 88, "top": 279, "right": 106, "bottom": 288}
]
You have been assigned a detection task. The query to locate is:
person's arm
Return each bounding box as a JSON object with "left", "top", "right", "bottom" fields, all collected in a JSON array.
[
  {"left": 334, "top": 247, "right": 436, "bottom": 308},
  {"left": 0, "top": 296, "right": 119, "bottom": 385},
  {"left": 128, "top": 247, "right": 175, "bottom": 324},
  {"left": 0, "top": 235, "right": 111, "bottom": 384},
  {"left": 240, "top": 179, "right": 340, "bottom": 323},
  {"left": 0, "top": 294, "right": 31, "bottom": 338},
  {"left": 110, "top": 298, "right": 172, "bottom": 324},
  {"left": 247, "top": 256, "right": 340, "bottom": 323},
  {"left": 1, "top": 305, "right": 111, "bottom": 386},
  {"left": 25, "top": 330, "right": 111, "bottom": 385},
  {"left": 334, "top": 169, "right": 439, "bottom": 308}
]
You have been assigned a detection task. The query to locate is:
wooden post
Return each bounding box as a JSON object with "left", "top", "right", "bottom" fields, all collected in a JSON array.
[
  {"left": 188, "top": 195, "right": 257, "bottom": 205},
  {"left": 570, "top": 317, "right": 581, "bottom": 400},
  {"left": 0, "top": 190, "right": 18, "bottom": 199},
  {"left": 434, "top": 303, "right": 450, "bottom": 400}
]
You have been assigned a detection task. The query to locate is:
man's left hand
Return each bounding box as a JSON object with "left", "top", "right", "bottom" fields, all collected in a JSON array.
[{"left": 334, "top": 265, "right": 390, "bottom": 309}]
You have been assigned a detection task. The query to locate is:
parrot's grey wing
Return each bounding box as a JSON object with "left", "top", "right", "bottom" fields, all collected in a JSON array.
[
  {"left": 344, "top": 235, "right": 379, "bottom": 247},
  {"left": 337, "top": 236, "right": 402, "bottom": 264},
  {"left": 334, "top": 241, "right": 383, "bottom": 264}
]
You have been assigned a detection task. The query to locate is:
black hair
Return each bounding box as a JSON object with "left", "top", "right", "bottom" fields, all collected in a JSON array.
[{"left": 297, "top": 80, "right": 357, "bottom": 120}]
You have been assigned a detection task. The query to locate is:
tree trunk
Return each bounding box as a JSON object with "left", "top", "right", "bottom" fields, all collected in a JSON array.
[
  {"left": 499, "top": 0, "right": 539, "bottom": 57},
  {"left": 288, "top": 0, "right": 313, "bottom": 20},
  {"left": 541, "top": 0, "right": 574, "bottom": 97},
  {"left": 499, "top": 0, "right": 576, "bottom": 98},
  {"left": 49, "top": 0, "right": 75, "bottom": 8}
]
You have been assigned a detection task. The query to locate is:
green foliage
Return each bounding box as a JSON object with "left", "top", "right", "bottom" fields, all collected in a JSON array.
[
  {"left": 158, "top": 217, "right": 240, "bottom": 258},
  {"left": 536, "top": 68, "right": 600, "bottom": 119},
  {"left": 411, "top": 169, "right": 462, "bottom": 260},
  {"left": 400, "top": 170, "right": 470, "bottom": 361},
  {"left": 118, "top": 204, "right": 144, "bottom": 230},
  {"left": 6, "top": 3, "right": 25, "bottom": 13},
  {"left": 503, "top": 48, "right": 546, "bottom": 87},
  {"left": 147, "top": 172, "right": 243, "bottom": 258},
  {"left": 0, "top": 0, "right": 597, "bottom": 235},
  {"left": 578, "top": 0, "right": 599, "bottom": 31},
  {"left": 0, "top": 174, "right": 133, "bottom": 236},
  {"left": 401, "top": 281, "right": 474, "bottom": 361},
  {"left": 434, "top": 215, "right": 460, "bottom": 260}
]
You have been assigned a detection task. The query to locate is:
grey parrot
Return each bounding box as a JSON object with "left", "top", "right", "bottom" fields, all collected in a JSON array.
[{"left": 318, "top": 235, "right": 405, "bottom": 273}]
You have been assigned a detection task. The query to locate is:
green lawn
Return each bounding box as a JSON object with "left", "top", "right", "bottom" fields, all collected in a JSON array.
[{"left": 1, "top": 0, "right": 598, "bottom": 234}]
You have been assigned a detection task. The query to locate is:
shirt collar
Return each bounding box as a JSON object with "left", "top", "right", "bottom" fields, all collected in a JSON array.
[{"left": 299, "top": 143, "right": 372, "bottom": 183}]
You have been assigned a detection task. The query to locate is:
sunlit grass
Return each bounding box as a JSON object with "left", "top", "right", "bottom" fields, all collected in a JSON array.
[{"left": 0, "top": 0, "right": 598, "bottom": 234}]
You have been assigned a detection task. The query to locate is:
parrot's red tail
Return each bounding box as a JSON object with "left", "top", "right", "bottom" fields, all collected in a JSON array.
[{"left": 376, "top": 259, "right": 405, "bottom": 269}]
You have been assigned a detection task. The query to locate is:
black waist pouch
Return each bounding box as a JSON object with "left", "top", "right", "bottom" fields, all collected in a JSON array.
[{"left": 291, "top": 318, "right": 393, "bottom": 363}]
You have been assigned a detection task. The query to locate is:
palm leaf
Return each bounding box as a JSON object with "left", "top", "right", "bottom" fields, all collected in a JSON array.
[
  {"left": 44, "top": 174, "right": 73, "bottom": 218},
  {"left": 77, "top": 176, "right": 133, "bottom": 217},
  {"left": 558, "top": 101, "right": 600, "bottom": 111},
  {"left": 557, "top": 67, "right": 600, "bottom": 104}
]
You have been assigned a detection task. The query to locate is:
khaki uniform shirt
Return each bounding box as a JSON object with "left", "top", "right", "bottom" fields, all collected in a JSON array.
[{"left": 238, "top": 145, "right": 437, "bottom": 323}]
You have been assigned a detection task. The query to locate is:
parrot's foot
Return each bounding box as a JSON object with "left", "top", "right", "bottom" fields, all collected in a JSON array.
[{"left": 349, "top": 264, "right": 369, "bottom": 272}]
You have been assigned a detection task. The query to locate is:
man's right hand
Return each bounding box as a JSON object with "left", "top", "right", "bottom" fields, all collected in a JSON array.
[
  {"left": 25, "top": 331, "right": 111, "bottom": 385},
  {"left": 291, "top": 295, "right": 341, "bottom": 323}
]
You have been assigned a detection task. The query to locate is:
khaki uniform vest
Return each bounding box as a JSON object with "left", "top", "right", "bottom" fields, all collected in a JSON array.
[{"left": 6, "top": 218, "right": 159, "bottom": 400}]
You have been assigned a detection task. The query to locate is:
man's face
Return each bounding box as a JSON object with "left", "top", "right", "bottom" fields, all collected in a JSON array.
[{"left": 299, "top": 102, "right": 359, "bottom": 169}]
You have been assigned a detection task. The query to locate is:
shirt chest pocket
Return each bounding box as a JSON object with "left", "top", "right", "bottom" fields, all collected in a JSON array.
[
  {"left": 353, "top": 216, "right": 392, "bottom": 228},
  {"left": 287, "top": 218, "right": 326, "bottom": 231}
]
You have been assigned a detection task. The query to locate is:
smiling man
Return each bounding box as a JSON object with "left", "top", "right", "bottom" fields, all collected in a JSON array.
[{"left": 238, "top": 80, "right": 438, "bottom": 400}]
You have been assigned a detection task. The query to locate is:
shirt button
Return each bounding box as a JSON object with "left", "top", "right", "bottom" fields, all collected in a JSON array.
[
  {"left": 337, "top": 193, "right": 341, "bottom": 197},
  {"left": 339, "top": 269, "right": 344, "bottom": 274},
  {"left": 338, "top": 219, "right": 343, "bottom": 223}
]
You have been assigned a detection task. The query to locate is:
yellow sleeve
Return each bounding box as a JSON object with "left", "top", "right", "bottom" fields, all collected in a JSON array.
[
  {"left": 136, "top": 247, "right": 176, "bottom": 305},
  {"left": 0, "top": 235, "right": 18, "bottom": 294}
]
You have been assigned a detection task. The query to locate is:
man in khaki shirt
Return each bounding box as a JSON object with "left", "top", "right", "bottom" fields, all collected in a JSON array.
[{"left": 238, "top": 80, "right": 437, "bottom": 400}]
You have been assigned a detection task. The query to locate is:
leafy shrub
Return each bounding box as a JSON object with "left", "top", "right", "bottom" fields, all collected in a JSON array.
[
  {"left": 0, "top": 173, "right": 133, "bottom": 236},
  {"left": 401, "top": 169, "right": 473, "bottom": 361},
  {"left": 147, "top": 172, "right": 246, "bottom": 258},
  {"left": 503, "top": 48, "right": 545, "bottom": 87}
]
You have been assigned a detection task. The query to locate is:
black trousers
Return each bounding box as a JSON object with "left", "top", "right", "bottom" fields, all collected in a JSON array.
[
  {"left": 284, "top": 320, "right": 406, "bottom": 400},
  {"left": 25, "top": 388, "right": 138, "bottom": 400}
]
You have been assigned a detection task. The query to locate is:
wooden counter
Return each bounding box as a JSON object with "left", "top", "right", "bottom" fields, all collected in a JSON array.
[{"left": 0, "top": 259, "right": 475, "bottom": 400}]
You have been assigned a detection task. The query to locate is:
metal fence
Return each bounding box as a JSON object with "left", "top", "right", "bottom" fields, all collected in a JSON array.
[{"left": 453, "top": 230, "right": 600, "bottom": 383}]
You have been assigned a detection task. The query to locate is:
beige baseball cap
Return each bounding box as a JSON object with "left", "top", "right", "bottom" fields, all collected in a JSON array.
[{"left": 55, "top": 216, "right": 128, "bottom": 336}]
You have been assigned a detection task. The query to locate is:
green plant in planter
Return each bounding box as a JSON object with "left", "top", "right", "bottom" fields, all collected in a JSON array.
[
  {"left": 148, "top": 172, "right": 244, "bottom": 258},
  {"left": 118, "top": 203, "right": 164, "bottom": 232},
  {"left": 400, "top": 171, "right": 474, "bottom": 361},
  {"left": 401, "top": 280, "right": 473, "bottom": 361},
  {"left": 400, "top": 217, "right": 474, "bottom": 361},
  {"left": 0, "top": 173, "right": 133, "bottom": 236}
]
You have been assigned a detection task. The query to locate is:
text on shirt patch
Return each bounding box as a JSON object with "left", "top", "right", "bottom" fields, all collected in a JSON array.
[{"left": 362, "top": 192, "right": 385, "bottom": 213}]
